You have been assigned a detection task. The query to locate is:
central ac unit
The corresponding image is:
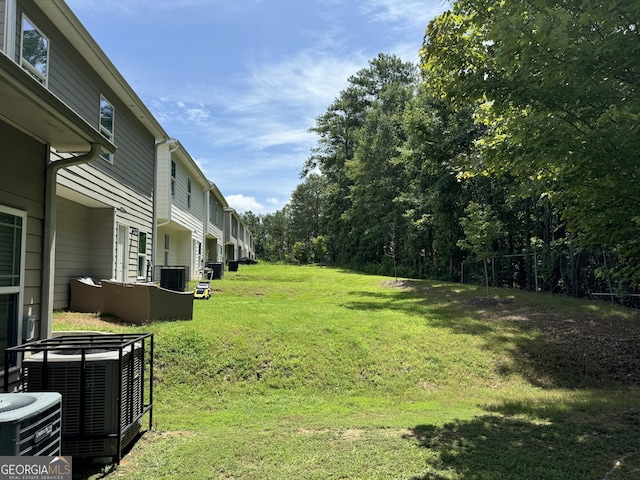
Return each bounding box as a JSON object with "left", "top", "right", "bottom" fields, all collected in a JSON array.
[
  {"left": 23, "top": 343, "right": 144, "bottom": 458},
  {"left": 0, "top": 392, "right": 62, "bottom": 456}
]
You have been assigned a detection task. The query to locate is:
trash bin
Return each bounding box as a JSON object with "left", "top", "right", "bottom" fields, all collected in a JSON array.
[
  {"left": 228, "top": 260, "right": 239, "bottom": 272},
  {"left": 207, "top": 262, "right": 224, "bottom": 280}
]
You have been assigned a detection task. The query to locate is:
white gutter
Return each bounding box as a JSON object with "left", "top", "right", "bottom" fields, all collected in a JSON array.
[{"left": 41, "top": 143, "right": 102, "bottom": 339}]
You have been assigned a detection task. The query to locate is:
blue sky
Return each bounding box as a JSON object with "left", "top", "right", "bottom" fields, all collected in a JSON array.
[{"left": 65, "top": 0, "right": 449, "bottom": 214}]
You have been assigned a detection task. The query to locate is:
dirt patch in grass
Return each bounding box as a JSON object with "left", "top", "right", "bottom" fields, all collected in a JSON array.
[
  {"left": 385, "top": 280, "right": 640, "bottom": 388},
  {"left": 53, "top": 311, "right": 137, "bottom": 330},
  {"left": 381, "top": 279, "right": 412, "bottom": 290}
]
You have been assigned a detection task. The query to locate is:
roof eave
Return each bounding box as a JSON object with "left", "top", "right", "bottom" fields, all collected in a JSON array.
[{"left": 0, "top": 51, "right": 115, "bottom": 153}]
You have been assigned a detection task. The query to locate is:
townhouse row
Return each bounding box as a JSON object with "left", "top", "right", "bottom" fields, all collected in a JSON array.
[{"left": 0, "top": 0, "right": 254, "bottom": 372}]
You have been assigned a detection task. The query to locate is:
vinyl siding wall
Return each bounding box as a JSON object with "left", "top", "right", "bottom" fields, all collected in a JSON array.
[
  {"left": 209, "top": 196, "right": 225, "bottom": 231},
  {"left": 11, "top": 1, "right": 158, "bottom": 303},
  {"left": 54, "top": 197, "right": 114, "bottom": 309},
  {"left": 55, "top": 163, "right": 154, "bottom": 307},
  {"left": 0, "top": 0, "right": 5, "bottom": 52},
  {"left": 0, "top": 121, "right": 45, "bottom": 338},
  {"left": 171, "top": 159, "right": 206, "bottom": 230},
  {"left": 15, "top": 2, "right": 157, "bottom": 198},
  {"left": 206, "top": 193, "right": 225, "bottom": 262},
  {"left": 169, "top": 157, "right": 207, "bottom": 279},
  {"left": 57, "top": 162, "right": 154, "bottom": 231}
]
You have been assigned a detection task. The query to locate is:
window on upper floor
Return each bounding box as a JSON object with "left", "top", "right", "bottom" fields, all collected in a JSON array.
[
  {"left": 0, "top": 206, "right": 26, "bottom": 371},
  {"left": 99, "top": 96, "right": 114, "bottom": 163},
  {"left": 187, "top": 179, "right": 192, "bottom": 209},
  {"left": 171, "top": 161, "right": 176, "bottom": 197},
  {"left": 20, "top": 16, "right": 49, "bottom": 86}
]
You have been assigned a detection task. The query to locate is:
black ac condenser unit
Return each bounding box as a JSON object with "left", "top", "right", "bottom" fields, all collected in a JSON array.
[
  {"left": 160, "top": 267, "right": 186, "bottom": 291},
  {"left": 5, "top": 333, "right": 153, "bottom": 463}
]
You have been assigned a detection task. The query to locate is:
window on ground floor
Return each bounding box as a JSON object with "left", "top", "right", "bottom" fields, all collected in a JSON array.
[
  {"left": 0, "top": 207, "right": 26, "bottom": 370},
  {"left": 137, "top": 231, "right": 148, "bottom": 280},
  {"left": 164, "top": 234, "right": 170, "bottom": 266}
]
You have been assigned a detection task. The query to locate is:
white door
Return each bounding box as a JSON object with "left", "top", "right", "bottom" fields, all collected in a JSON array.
[{"left": 116, "top": 224, "right": 127, "bottom": 281}]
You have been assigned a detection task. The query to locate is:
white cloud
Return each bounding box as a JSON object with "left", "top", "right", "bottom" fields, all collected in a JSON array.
[
  {"left": 146, "top": 48, "right": 362, "bottom": 157},
  {"left": 253, "top": 129, "right": 315, "bottom": 150},
  {"left": 66, "top": 0, "right": 445, "bottom": 216},
  {"left": 226, "top": 194, "right": 265, "bottom": 214},
  {"left": 266, "top": 197, "right": 284, "bottom": 209},
  {"left": 363, "top": 0, "right": 448, "bottom": 28},
  {"left": 238, "top": 51, "right": 363, "bottom": 115},
  {"left": 185, "top": 108, "right": 210, "bottom": 122}
]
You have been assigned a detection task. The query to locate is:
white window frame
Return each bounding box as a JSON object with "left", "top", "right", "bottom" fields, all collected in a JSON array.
[
  {"left": 187, "top": 178, "right": 192, "bottom": 208},
  {"left": 164, "top": 234, "right": 170, "bottom": 266},
  {"left": 99, "top": 95, "right": 114, "bottom": 163},
  {"left": 0, "top": 205, "right": 26, "bottom": 372},
  {"left": 20, "top": 15, "right": 49, "bottom": 86},
  {"left": 137, "top": 231, "right": 148, "bottom": 280}
]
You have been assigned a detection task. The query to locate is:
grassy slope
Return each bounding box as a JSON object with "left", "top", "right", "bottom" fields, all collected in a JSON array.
[{"left": 57, "top": 264, "right": 640, "bottom": 480}]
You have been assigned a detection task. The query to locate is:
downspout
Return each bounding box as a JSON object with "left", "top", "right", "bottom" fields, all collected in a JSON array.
[{"left": 41, "top": 143, "right": 102, "bottom": 339}]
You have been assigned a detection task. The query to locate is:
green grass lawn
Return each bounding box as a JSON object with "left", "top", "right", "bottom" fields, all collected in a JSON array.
[{"left": 55, "top": 264, "right": 640, "bottom": 479}]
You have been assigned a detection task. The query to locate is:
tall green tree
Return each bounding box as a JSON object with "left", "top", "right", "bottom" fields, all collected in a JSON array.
[
  {"left": 458, "top": 202, "right": 505, "bottom": 296},
  {"left": 289, "top": 173, "right": 327, "bottom": 246},
  {"left": 345, "top": 56, "right": 417, "bottom": 266},
  {"left": 303, "top": 81, "right": 366, "bottom": 262},
  {"left": 399, "top": 82, "right": 481, "bottom": 279},
  {"left": 423, "top": 0, "right": 640, "bottom": 285},
  {"left": 261, "top": 208, "right": 291, "bottom": 262},
  {"left": 305, "top": 53, "right": 417, "bottom": 266},
  {"left": 241, "top": 211, "right": 264, "bottom": 258}
]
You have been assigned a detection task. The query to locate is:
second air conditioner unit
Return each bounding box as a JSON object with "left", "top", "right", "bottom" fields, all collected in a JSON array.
[{"left": 20, "top": 334, "right": 151, "bottom": 460}]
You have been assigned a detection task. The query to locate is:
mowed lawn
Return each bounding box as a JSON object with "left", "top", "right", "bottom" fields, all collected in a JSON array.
[{"left": 54, "top": 264, "right": 640, "bottom": 479}]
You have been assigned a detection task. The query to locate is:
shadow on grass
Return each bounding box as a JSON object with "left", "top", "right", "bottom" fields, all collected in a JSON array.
[
  {"left": 342, "top": 281, "right": 640, "bottom": 389},
  {"left": 406, "top": 394, "right": 640, "bottom": 480},
  {"left": 70, "top": 430, "right": 147, "bottom": 480},
  {"left": 344, "top": 287, "right": 495, "bottom": 337}
]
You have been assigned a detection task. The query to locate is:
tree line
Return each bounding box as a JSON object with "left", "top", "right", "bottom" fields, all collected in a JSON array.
[{"left": 243, "top": 1, "right": 640, "bottom": 301}]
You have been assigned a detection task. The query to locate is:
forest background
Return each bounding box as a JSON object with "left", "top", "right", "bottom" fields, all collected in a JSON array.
[{"left": 241, "top": 0, "right": 640, "bottom": 302}]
